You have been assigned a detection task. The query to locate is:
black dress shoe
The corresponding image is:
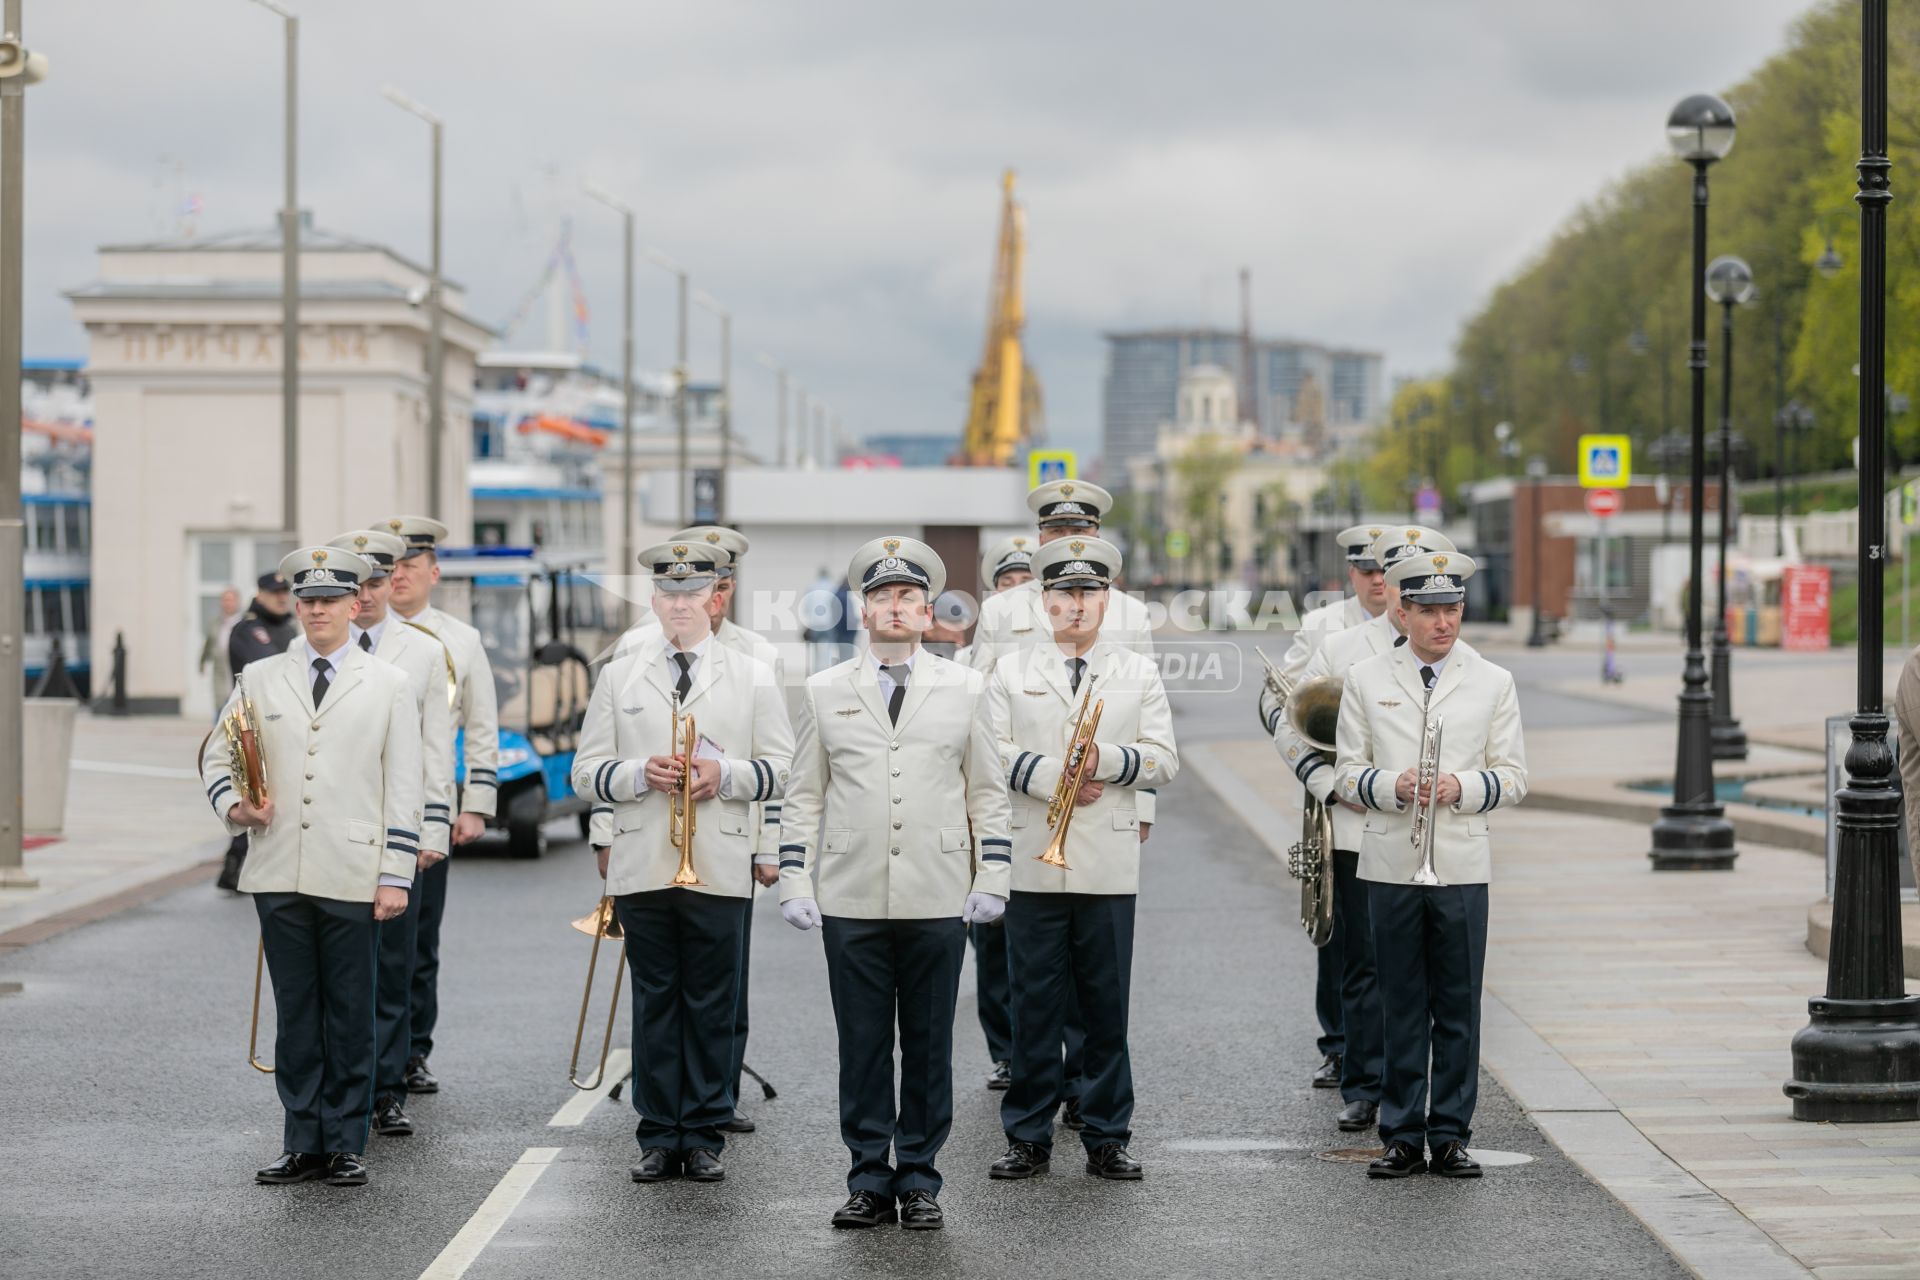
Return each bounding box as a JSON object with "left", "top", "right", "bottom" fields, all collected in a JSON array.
[
  {"left": 1367, "top": 1140, "right": 1428, "bottom": 1179},
  {"left": 682, "top": 1148, "right": 725, "bottom": 1182},
  {"left": 720, "top": 1112, "right": 756, "bottom": 1134},
  {"left": 325, "top": 1153, "right": 369, "bottom": 1186},
  {"left": 630, "top": 1148, "right": 678, "bottom": 1182},
  {"left": 255, "top": 1151, "right": 327, "bottom": 1184},
  {"left": 986, "top": 1060, "right": 1012, "bottom": 1091},
  {"left": 1336, "top": 1099, "right": 1378, "bottom": 1132},
  {"left": 989, "top": 1140, "right": 1051, "bottom": 1179},
  {"left": 831, "top": 1190, "right": 897, "bottom": 1228},
  {"left": 1430, "top": 1141, "right": 1482, "bottom": 1178},
  {"left": 1085, "top": 1143, "right": 1143, "bottom": 1180},
  {"left": 1059, "top": 1096, "right": 1086, "bottom": 1131},
  {"left": 404, "top": 1055, "right": 439, "bottom": 1094},
  {"left": 372, "top": 1096, "right": 414, "bottom": 1137},
  {"left": 899, "top": 1189, "right": 944, "bottom": 1230},
  {"left": 1312, "top": 1053, "right": 1342, "bottom": 1089}
]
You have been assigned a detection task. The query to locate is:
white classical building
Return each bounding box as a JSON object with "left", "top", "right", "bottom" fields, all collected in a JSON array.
[{"left": 66, "top": 219, "right": 490, "bottom": 716}]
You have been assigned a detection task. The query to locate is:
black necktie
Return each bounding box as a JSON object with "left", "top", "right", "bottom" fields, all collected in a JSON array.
[
  {"left": 312, "top": 657, "right": 332, "bottom": 708},
  {"left": 1068, "top": 657, "right": 1086, "bottom": 695},
  {"left": 881, "top": 665, "right": 905, "bottom": 724},
  {"left": 1420, "top": 664, "right": 1437, "bottom": 690},
  {"left": 358, "top": 631, "right": 373, "bottom": 652},
  {"left": 672, "top": 651, "right": 694, "bottom": 702}
]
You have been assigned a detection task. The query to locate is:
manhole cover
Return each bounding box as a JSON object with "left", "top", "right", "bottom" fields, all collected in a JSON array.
[{"left": 1316, "top": 1146, "right": 1384, "bottom": 1163}]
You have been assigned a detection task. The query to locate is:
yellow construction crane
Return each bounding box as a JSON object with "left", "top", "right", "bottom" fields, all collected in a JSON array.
[{"left": 957, "top": 169, "right": 1043, "bottom": 466}]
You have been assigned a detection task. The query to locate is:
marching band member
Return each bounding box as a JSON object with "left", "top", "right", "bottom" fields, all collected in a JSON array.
[
  {"left": 201, "top": 547, "right": 423, "bottom": 1186},
  {"left": 1269, "top": 525, "right": 1453, "bottom": 1136},
  {"left": 328, "top": 530, "right": 457, "bottom": 1140},
  {"left": 986, "top": 536, "right": 1177, "bottom": 1183},
  {"left": 383, "top": 515, "right": 499, "bottom": 1097},
  {"left": 572, "top": 539, "right": 793, "bottom": 1183},
  {"left": 1332, "top": 551, "right": 1527, "bottom": 1179},
  {"left": 1266, "top": 523, "right": 1390, "bottom": 1091},
  {"left": 777, "top": 537, "right": 1012, "bottom": 1231},
  {"left": 216, "top": 570, "right": 298, "bottom": 892}
]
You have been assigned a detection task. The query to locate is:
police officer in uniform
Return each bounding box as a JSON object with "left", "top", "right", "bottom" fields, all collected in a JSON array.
[
  {"left": 1268, "top": 524, "right": 1452, "bottom": 1134},
  {"left": 986, "top": 536, "right": 1178, "bottom": 1183},
  {"left": 328, "top": 530, "right": 457, "bottom": 1139},
  {"left": 201, "top": 547, "right": 422, "bottom": 1186},
  {"left": 778, "top": 537, "right": 1013, "bottom": 1231},
  {"left": 217, "top": 570, "right": 299, "bottom": 891},
  {"left": 1332, "top": 552, "right": 1528, "bottom": 1179},
  {"left": 574, "top": 539, "right": 793, "bottom": 1183},
  {"left": 383, "top": 516, "right": 500, "bottom": 1094},
  {"left": 1273, "top": 524, "right": 1390, "bottom": 1089}
]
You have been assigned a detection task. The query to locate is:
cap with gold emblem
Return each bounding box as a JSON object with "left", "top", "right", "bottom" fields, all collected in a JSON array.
[
  {"left": 641, "top": 539, "right": 731, "bottom": 592},
  {"left": 1027, "top": 479, "right": 1113, "bottom": 531},
  {"left": 1387, "top": 550, "right": 1476, "bottom": 606},
  {"left": 848, "top": 535, "right": 946, "bottom": 599},
  {"left": 1335, "top": 523, "right": 1387, "bottom": 571},
  {"left": 980, "top": 534, "right": 1037, "bottom": 588},
  {"left": 327, "top": 529, "right": 407, "bottom": 579},
  {"left": 671, "top": 525, "right": 749, "bottom": 579},
  {"left": 1031, "top": 535, "right": 1122, "bottom": 591},
  {"left": 1368, "top": 524, "right": 1456, "bottom": 572},
  {"left": 380, "top": 515, "right": 451, "bottom": 560},
  {"left": 279, "top": 546, "right": 373, "bottom": 599}
]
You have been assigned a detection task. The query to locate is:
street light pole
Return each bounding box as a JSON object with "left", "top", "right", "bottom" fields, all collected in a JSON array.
[
  {"left": 645, "top": 249, "right": 690, "bottom": 526},
  {"left": 583, "top": 182, "right": 634, "bottom": 628},
  {"left": 694, "top": 292, "right": 730, "bottom": 524},
  {"left": 1525, "top": 457, "right": 1548, "bottom": 646},
  {"left": 383, "top": 87, "right": 444, "bottom": 515},
  {"left": 1649, "top": 93, "right": 1738, "bottom": 872},
  {"left": 1705, "top": 255, "right": 1751, "bottom": 762},
  {"left": 756, "top": 353, "right": 787, "bottom": 467},
  {"left": 250, "top": 1, "right": 298, "bottom": 537},
  {"left": 1787, "top": 0, "right": 1920, "bottom": 1123}
]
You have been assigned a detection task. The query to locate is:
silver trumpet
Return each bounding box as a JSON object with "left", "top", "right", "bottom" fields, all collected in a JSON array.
[
  {"left": 1409, "top": 698, "right": 1445, "bottom": 887},
  {"left": 1255, "top": 648, "right": 1293, "bottom": 734}
]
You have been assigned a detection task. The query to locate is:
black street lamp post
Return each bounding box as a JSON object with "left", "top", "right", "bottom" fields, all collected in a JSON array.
[
  {"left": 1787, "top": 0, "right": 1920, "bottom": 1122},
  {"left": 1525, "top": 456, "right": 1549, "bottom": 647},
  {"left": 1705, "top": 255, "right": 1752, "bottom": 761},
  {"left": 1649, "top": 93, "right": 1739, "bottom": 871},
  {"left": 1775, "top": 400, "right": 1814, "bottom": 557}
]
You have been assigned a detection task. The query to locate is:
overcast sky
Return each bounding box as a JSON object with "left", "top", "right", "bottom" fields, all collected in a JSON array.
[{"left": 20, "top": 0, "right": 1814, "bottom": 463}]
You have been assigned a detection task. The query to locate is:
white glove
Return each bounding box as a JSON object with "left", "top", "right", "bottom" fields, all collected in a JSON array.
[
  {"left": 962, "top": 891, "right": 1007, "bottom": 925},
  {"left": 781, "top": 898, "right": 823, "bottom": 931}
]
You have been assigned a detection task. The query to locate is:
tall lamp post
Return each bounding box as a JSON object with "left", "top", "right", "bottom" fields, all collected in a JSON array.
[
  {"left": 583, "top": 181, "right": 635, "bottom": 629},
  {"left": 1774, "top": 400, "right": 1814, "bottom": 556},
  {"left": 1704, "top": 254, "right": 1752, "bottom": 761},
  {"left": 1525, "top": 456, "right": 1549, "bottom": 646},
  {"left": 756, "top": 353, "right": 788, "bottom": 466},
  {"left": 1649, "top": 92, "right": 1738, "bottom": 872},
  {"left": 248, "top": 0, "right": 299, "bottom": 537},
  {"left": 644, "top": 249, "right": 690, "bottom": 525},
  {"left": 383, "top": 87, "right": 445, "bottom": 515},
  {"left": 1786, "top": 0, "right": 1920, "bottom": 1122},
  {"left": 694, "top": 291, "right": 730, "bottom": 524}
]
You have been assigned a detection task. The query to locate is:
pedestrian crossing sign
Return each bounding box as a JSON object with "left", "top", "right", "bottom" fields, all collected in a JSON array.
[
  {"left": 1029, "top": 450, "right": 1076, "bottom": 489},
  {"left": 1578, "top": 434, "right": 1631, "bottom": 488}
]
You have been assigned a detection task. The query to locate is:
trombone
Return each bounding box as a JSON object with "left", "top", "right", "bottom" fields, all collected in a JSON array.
[
  {"left": 668, "top": 697, "right": 704, "bottom": 888},
  {"left": 248, "top": 937, "right": 275, "bottom": 1074},
  {"left": 1040, "top": 679, "right": 1102, "bottom": 871},
  {"left": 568, "top": 893, "right": 626, "bottom": 1090}
]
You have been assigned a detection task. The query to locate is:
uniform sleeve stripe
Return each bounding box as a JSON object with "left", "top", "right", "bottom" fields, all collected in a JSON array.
[
  {"left": 778, "top": 843, "right": 805, "bottom": 854},
  {"left": 1008, "top": 750, "right": 1031, "bottom": 791},
  {"left": 1018, "top": 752, "right": 1044, "bottom": 796},
  {"left": 205, "top": 777, "right": 229, "bottom": 798},
  {"left": 387, "top": 827, "right": 418, "bottom": 840},
  {"left": 423, "top": 814, "right": 452, "bottom": 826},
  {"left": 779, "top": 858, "right": 806, "bottom": 870},
  {"left": 1488, "top": 771, "right": 1502, "bottom": 813},
  {"left": 980, "top": 837, "right": 1011, "bottom": 848},
  {"left": 386, "top": 840, "right": 417, "bottom": 853},
  {"left": 467, "top": 778, "right": 497, "bottom": 790},
  {"left": 208, "top": 783, "right": 233, "bottom": 811},
  {"left": 591, "top": 804, "right": 613, "bottom": 816},
  {"left": 424, "top": 802, "right": 451, "bottom": 812},
  {"left": 1299, "top": 757, "right": 1328, "bottom": 784},
  {"left": 469, "top": 768, "right": 498, "bottom": 778},
  {"left": 1265, "top": 706, "right": 1283, "bottom": 735},
  {"left": 982, "top": 852, "right": 1013, "bottom": 863},
  {"left": 592, "top": 761, "right": 614, "bottom": 803},
  {"left": 1360, "top": 768, "right": 1378, "bottom": 810}
]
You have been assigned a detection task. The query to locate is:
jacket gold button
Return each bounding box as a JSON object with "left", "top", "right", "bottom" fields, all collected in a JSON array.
[
  {"left": 890, "top": 847, "right": 900, "bottom": 856},
  {"left": 305, "top": 773, "right": 314, "bottom": 781},
  {"left": 891, "top": 769, "right": 901, "bottom": 778},
  {"left": 892, "top": 820, "right": 902, "bottom": 830},
  {"left": 311, "top": 723, "right": 320, "bottom": 731},
  {"left": 890, "top": 741, "right": 900, "bottom": 751},
  {"left": 892, "top": 795, "right": 902, "bottom": 804},
  {"left": 308, "top": 747, "right": 317, "bottom": 756},
  {"left": 301, "top": 821, "right": 311, "bottom": 830},
  {"left": 303, "top": 796, "right": 312, "bottom": 804}
]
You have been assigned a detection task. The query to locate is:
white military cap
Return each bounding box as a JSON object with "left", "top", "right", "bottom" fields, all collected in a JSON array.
[
  {"left": 1387, "top": 550, "right": 1476, "bottom": 606},
  {"left": 1368, "top": 524, "right": 1456, "bottom": 572},
  {"left": 641, "top": 538, "right": 731, "bottom": 592},
  {"left": 1027, "top": 479, "right": 1112, "bottom": 530},
  {"left": 979, "top": 534, "right": 1037, "bottom": 588},
  {"left": 379, "top": 515, "right": 451, "bottom": 560},
  {"left": 848, "top": 535, "right": 946, "bottom": 600},
  {"left": 327, "top": 529, "right": 407, "bottom": 578},
  {"left": 1335, "top": 523, "right": 1389, "bottom": 570},
  {"left": 1031, "top": 535, "right": 1122, "bottom": 591},
  {"left": 280, "top": 546, "right": 373, "bottom": 599},
  {"left": 672, "top": 525, "right": 750, "bottom": 578}
]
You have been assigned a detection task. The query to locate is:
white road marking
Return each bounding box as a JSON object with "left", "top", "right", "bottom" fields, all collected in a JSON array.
[
  {"left": 546, "top": 1048, "right": 631, "bottom": 1127},
  {"left": 73, "top": 760, "right": 203, "bottom": 780},
  {"left": 418, "top": 1147, "right": 561, "bottom": 1280}
]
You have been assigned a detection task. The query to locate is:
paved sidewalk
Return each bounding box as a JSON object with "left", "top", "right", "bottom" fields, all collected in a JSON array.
[{"left": 1, "top": 712, "right": 223, "bottom": 941}]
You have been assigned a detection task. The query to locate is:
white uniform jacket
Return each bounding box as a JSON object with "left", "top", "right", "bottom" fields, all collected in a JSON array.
[
  {"left": 572, "top": 634, "right": 793, "bottom": 901},
  {"left": 1279, "top": 594, "right": 1372, "bottom": 683},
  {"left": 372, "top": 621, "right": 457, "bottom": 855},
  {"left": 1272, "top": 610, "right": 1399, "bottom": 853},
  {"left": 987, "top": 639, "right": 1178, "bottom": 896},
  {"left": 202, "top": 646, "right": 424, "bottom": 902},
  {"left": 402, "top": 604, "right": 500, "bottom": 819},
  {"left": 777, "top": 648, "right": 1012, "bottom": 919},
  {"left": 1331, "top": 639, "right": 1528, "bottom": 886}
]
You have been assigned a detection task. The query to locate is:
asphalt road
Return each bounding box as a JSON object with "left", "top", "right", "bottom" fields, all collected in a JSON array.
[{"left": 1, "top": 640, "right": 1687, "bottom": 1279}]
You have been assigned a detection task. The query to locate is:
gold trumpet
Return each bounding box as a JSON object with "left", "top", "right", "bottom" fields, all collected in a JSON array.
[
  {"left": 669, "top": 698, "right": 704, "bottom": 887},
  {"left": 1040, "top": 679, "right": 1102, "bottom": 871},
  {"left": 567, "top": 895, "right": 626, "bottom": 1090},
  {"left": 248, "top": 937, "right": 275, "bottom": 1074}
]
